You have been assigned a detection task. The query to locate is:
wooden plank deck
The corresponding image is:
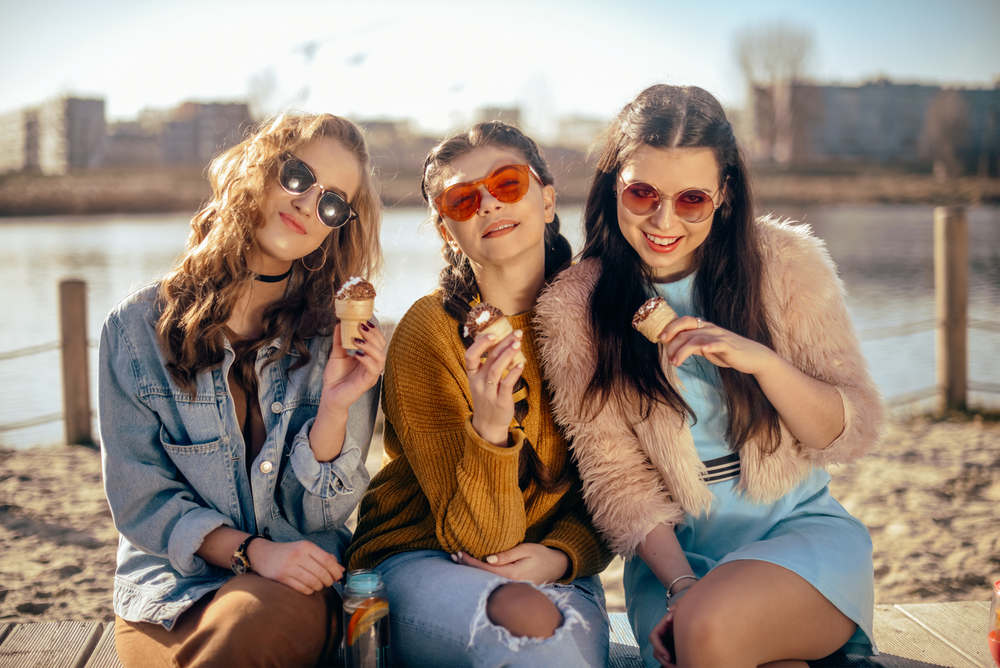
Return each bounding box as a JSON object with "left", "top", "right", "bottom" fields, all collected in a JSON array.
[{"left": 0, "top": 602, "right": 990, "bottom": 667}]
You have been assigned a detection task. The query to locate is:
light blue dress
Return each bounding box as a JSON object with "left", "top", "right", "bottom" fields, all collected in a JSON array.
[{"left": 624, "top": 273, "right": 875, "bottom": 667}]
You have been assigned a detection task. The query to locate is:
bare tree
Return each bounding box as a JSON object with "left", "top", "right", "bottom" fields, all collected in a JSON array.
[
  {"left": 734, "top": 21, "right": 814, "bottom": 87},
  {"left": 735, "top": 22, "right": 814, "bottom": 163},
  {"left": 920, "top": 90, "right": 970, "bottom": 179}
]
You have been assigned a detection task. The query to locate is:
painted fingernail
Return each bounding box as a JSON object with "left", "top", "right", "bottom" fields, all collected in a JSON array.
[
  {"left": 355, "top": 350, "right": 366, "bottom": 357},
  {"left": 360, "top": 323, "right": 370, "bottom": 331},
  {"left": 512, "top": 340, "right": 521, "bottom": 349},
  {"left": 353, "top": 337, "right": 365, "bottom": 345},
  {"left": 366, "top": 319, "right": 376, "bottom": 327},
  {"left": 514, "top": 329, "right": 523, "bottom": 338},
  {"left": 450, "top": 553, "right": 458, "bottom": 562},
  {"left": 486, "top": 555, "right": 498, "bottom": 564}
]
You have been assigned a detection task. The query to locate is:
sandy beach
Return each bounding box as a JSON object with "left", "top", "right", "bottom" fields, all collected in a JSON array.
[{"left": 1, "top": 412, "right": 997, "bottom": 623}]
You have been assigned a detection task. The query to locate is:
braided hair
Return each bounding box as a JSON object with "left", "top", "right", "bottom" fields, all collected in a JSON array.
[{"left": 420, "top": 121, "right": 573, "bottom": 491}]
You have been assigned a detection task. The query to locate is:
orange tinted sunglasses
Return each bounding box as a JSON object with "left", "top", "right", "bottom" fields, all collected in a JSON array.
[{"left": 434, "top": 164, "right": 542, "bottom": 222}]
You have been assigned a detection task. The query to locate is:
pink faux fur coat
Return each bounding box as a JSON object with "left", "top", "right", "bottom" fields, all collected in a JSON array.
[{"left": 534, "top": 217, "right": 884, "bottom": 556}]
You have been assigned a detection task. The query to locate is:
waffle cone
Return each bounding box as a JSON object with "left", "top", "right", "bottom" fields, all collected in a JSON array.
[
  {"left": 634, "top": 302, "right": 678, "bottom": 343},
  {"left": 335, "top": 298, "right": 374, "bottom": 350}
]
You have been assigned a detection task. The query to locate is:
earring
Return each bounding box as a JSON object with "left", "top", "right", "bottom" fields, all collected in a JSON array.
[{"left": 300, "top": 244, "right": 328, "bottom": 272}]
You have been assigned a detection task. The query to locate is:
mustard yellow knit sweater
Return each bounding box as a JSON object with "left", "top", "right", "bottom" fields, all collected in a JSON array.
[{"left": 346, "top": 293, "right": 612, "bottom": 582}]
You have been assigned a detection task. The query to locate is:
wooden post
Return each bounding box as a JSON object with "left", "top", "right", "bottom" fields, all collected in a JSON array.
[
  {"left": 934, "top": 206, "right": 968, "bottom": 413},
  {"left": 59, "top": 279, "right": 93, "bottom": 445}
]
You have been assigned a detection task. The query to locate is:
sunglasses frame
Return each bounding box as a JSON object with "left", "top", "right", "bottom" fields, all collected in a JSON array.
[
  {"left": 617, "top": 174, "right": 723, "bottom": 224},
  {"left": 278, "top": 153, "right": 358, "bottom": 229},
  {"left": 434, "top": 163, "right": 543, "bottom": 222}
]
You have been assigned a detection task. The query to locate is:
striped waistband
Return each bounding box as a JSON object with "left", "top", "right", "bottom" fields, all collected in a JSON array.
[{"left": 700, "top": 452, "right": 740, "bottom": 484}]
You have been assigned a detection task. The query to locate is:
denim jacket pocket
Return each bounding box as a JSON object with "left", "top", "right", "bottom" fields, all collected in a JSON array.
[{"left": 158, "top": 426, "right": 234, "bottom": 511}]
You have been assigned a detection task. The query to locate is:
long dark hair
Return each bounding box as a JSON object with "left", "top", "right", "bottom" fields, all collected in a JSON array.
[
  {"left": 421, "top": 121, "right": 575, "bottom": 488},
  {"left": 581, "top": 84, "right": 781, "bottom": 455}
]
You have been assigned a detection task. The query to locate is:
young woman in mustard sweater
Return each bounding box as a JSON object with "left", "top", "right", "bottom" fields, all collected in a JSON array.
[{"left": 346, "top": 122, "right": 613, "bottom": 666}]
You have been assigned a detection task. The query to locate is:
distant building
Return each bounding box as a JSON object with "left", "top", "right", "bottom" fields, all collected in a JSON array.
[
  {"left": 357, "top": 118, "right": 438, "bottom": 188},
  {"left": 0, "top": 108, "right": 38, "bottom": 173},
  {"left": 161, "top": 102, "right": 253, "bottom": 165},
  {"left": 103, "top": 121, "right": 162, "bottom": 168},
  {"left": 36, "top": 97, "right": 106, "bottom": 174},
  {"left": 749, "top": 79, "right": 1000, "bottom": 173},
  {"left": 475, "top": 106, "right": 523, "bottom": 128},
  {"left": 0, "top": 97, "right": 254, "bottom": 174},
  {"left": 359, "top": 118, "right": 415, "bottom": 146},
  {"left": 555, "top": 114, "right": 608, "bottom": 151},
  {"left": 0, "top": 97, "right": 106, "bottom": 175}
]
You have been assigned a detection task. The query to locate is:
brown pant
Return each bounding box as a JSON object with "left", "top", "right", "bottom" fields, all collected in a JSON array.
[{"left": 114, "top": 574, "right": 341, "bottom": 668}]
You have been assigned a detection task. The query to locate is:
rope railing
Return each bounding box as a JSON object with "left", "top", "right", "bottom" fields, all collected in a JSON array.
[
  {"left": 857, "top": 319, "right": 937, "bottom": 341},
  {"left": 1, "top": 326, "right": 994, "bottom": 428},
  {"left": 0, "top": 340, "right": 60, "bottom": 361},
  {"left": 0, "top": 412, "right": 65, "bottom": 433},
  {"left": 858, "top": 318, "right": 1000, "bottom": 341},
  {"left": 1, "top": 205, "right": 998, "bottom": 440},
  {"left": 970, "top": 319, "right": 1000, "bottom": 334},
  {"left": 884, "top": 386, "right": 940, "bottom": 408}
]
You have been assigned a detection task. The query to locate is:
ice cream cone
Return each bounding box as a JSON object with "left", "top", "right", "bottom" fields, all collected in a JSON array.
[
  {"left": 632, "top": 297, "right": 678, "bottom": 343},
  {"left": 335, "top": 298, "right": 374, "bottom": 350},
  {"left": 478, "top": 317, "right": 528, "bottom": 368}
]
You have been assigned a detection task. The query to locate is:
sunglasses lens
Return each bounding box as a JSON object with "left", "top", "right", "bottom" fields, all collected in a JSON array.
[
  {"left": 317, "top": 191, "right": 353, "bottom": 228},
  {"left": 439, "top": 185, "right": 481, "bottom": 222},
  {"left": 674, "top": 189, "right": 715, "bottom": 223},
  {"left": 621, "top": 182, "right": 660, "bottom": 215},
  {"left": 486, "top": 165, "right": 530, "bottom": 203},
  {"left": 280, "top": 158, "right": 314, "bottom": 194}
]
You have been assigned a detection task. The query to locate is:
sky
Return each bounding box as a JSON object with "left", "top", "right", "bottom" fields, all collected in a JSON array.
[{"left": 1, "top": 0, "right": 998, "bottom": 140}]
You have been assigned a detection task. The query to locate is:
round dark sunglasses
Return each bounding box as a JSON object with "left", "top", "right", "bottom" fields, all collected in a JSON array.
[{"left": 279, "top": 153, "right": 358, "bottom": 229}]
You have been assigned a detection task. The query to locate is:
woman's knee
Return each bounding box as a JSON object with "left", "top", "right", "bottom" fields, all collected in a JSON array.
[
  {"left": 486, "top": 582, "right": 563, "bottom": 638},
  {"left": 670, "top": 588, "right": 741, "bottom": 664},
  {"left": 190, "top": 577, "right": 331, "bottom": 663}
]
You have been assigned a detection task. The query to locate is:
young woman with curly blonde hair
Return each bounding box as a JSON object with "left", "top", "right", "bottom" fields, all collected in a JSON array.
[{"left": 100, "top": 113, "right": 386, "bottom": 666}]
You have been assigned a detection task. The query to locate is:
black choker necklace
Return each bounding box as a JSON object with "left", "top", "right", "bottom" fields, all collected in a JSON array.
[{"left": 254, "top": 267, "right": 292, "bottom": 283}]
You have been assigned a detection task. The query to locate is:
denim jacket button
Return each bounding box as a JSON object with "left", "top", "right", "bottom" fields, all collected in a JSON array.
[
  {"left": 259, "top": 460, "right": 274, "bottom": 474},
  {"left": 270, "top": 401, "right": 283, "bottom": 414}
]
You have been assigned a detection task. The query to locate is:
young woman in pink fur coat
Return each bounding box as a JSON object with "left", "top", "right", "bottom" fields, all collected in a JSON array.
[{"left": 535, "top": 84, "right": 884, "bottom": 667}]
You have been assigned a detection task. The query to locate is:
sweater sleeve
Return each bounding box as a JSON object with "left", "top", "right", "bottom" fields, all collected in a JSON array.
[
  {"left": 540, "top": 491, "right": 615, "bottom": 581},
  {"left": 382, "top": 298, "right": 529, "bottom": 558},
  {"left": 536, "top": 264, "right": 686, "bottom": 557},
  {"left": 761, "top": 219, "right": 885, "bottom": 464}
]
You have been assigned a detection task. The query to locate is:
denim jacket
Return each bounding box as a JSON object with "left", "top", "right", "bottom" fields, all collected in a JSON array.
[{"left": 98, "top": 284, "right": 379, "bottom": 629}]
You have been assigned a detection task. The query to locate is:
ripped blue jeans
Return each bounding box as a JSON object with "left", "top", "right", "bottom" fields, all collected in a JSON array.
[{"left": 374, "top": 550, "right": 609, "bottom": 667}]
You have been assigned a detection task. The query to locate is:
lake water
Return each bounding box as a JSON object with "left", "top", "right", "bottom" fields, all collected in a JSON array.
[{"left": 1, "top": 204, "right": 998, "bottom": 447}]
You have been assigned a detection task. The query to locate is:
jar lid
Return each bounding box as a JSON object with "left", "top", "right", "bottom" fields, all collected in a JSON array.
[{"left": 346, "top": 569, "right": 383, "bottom": 596}]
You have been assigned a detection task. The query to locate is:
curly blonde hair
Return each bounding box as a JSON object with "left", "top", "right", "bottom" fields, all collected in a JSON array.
[{"left": 157, "top": 112, "right": 382, "bottom": 389}]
